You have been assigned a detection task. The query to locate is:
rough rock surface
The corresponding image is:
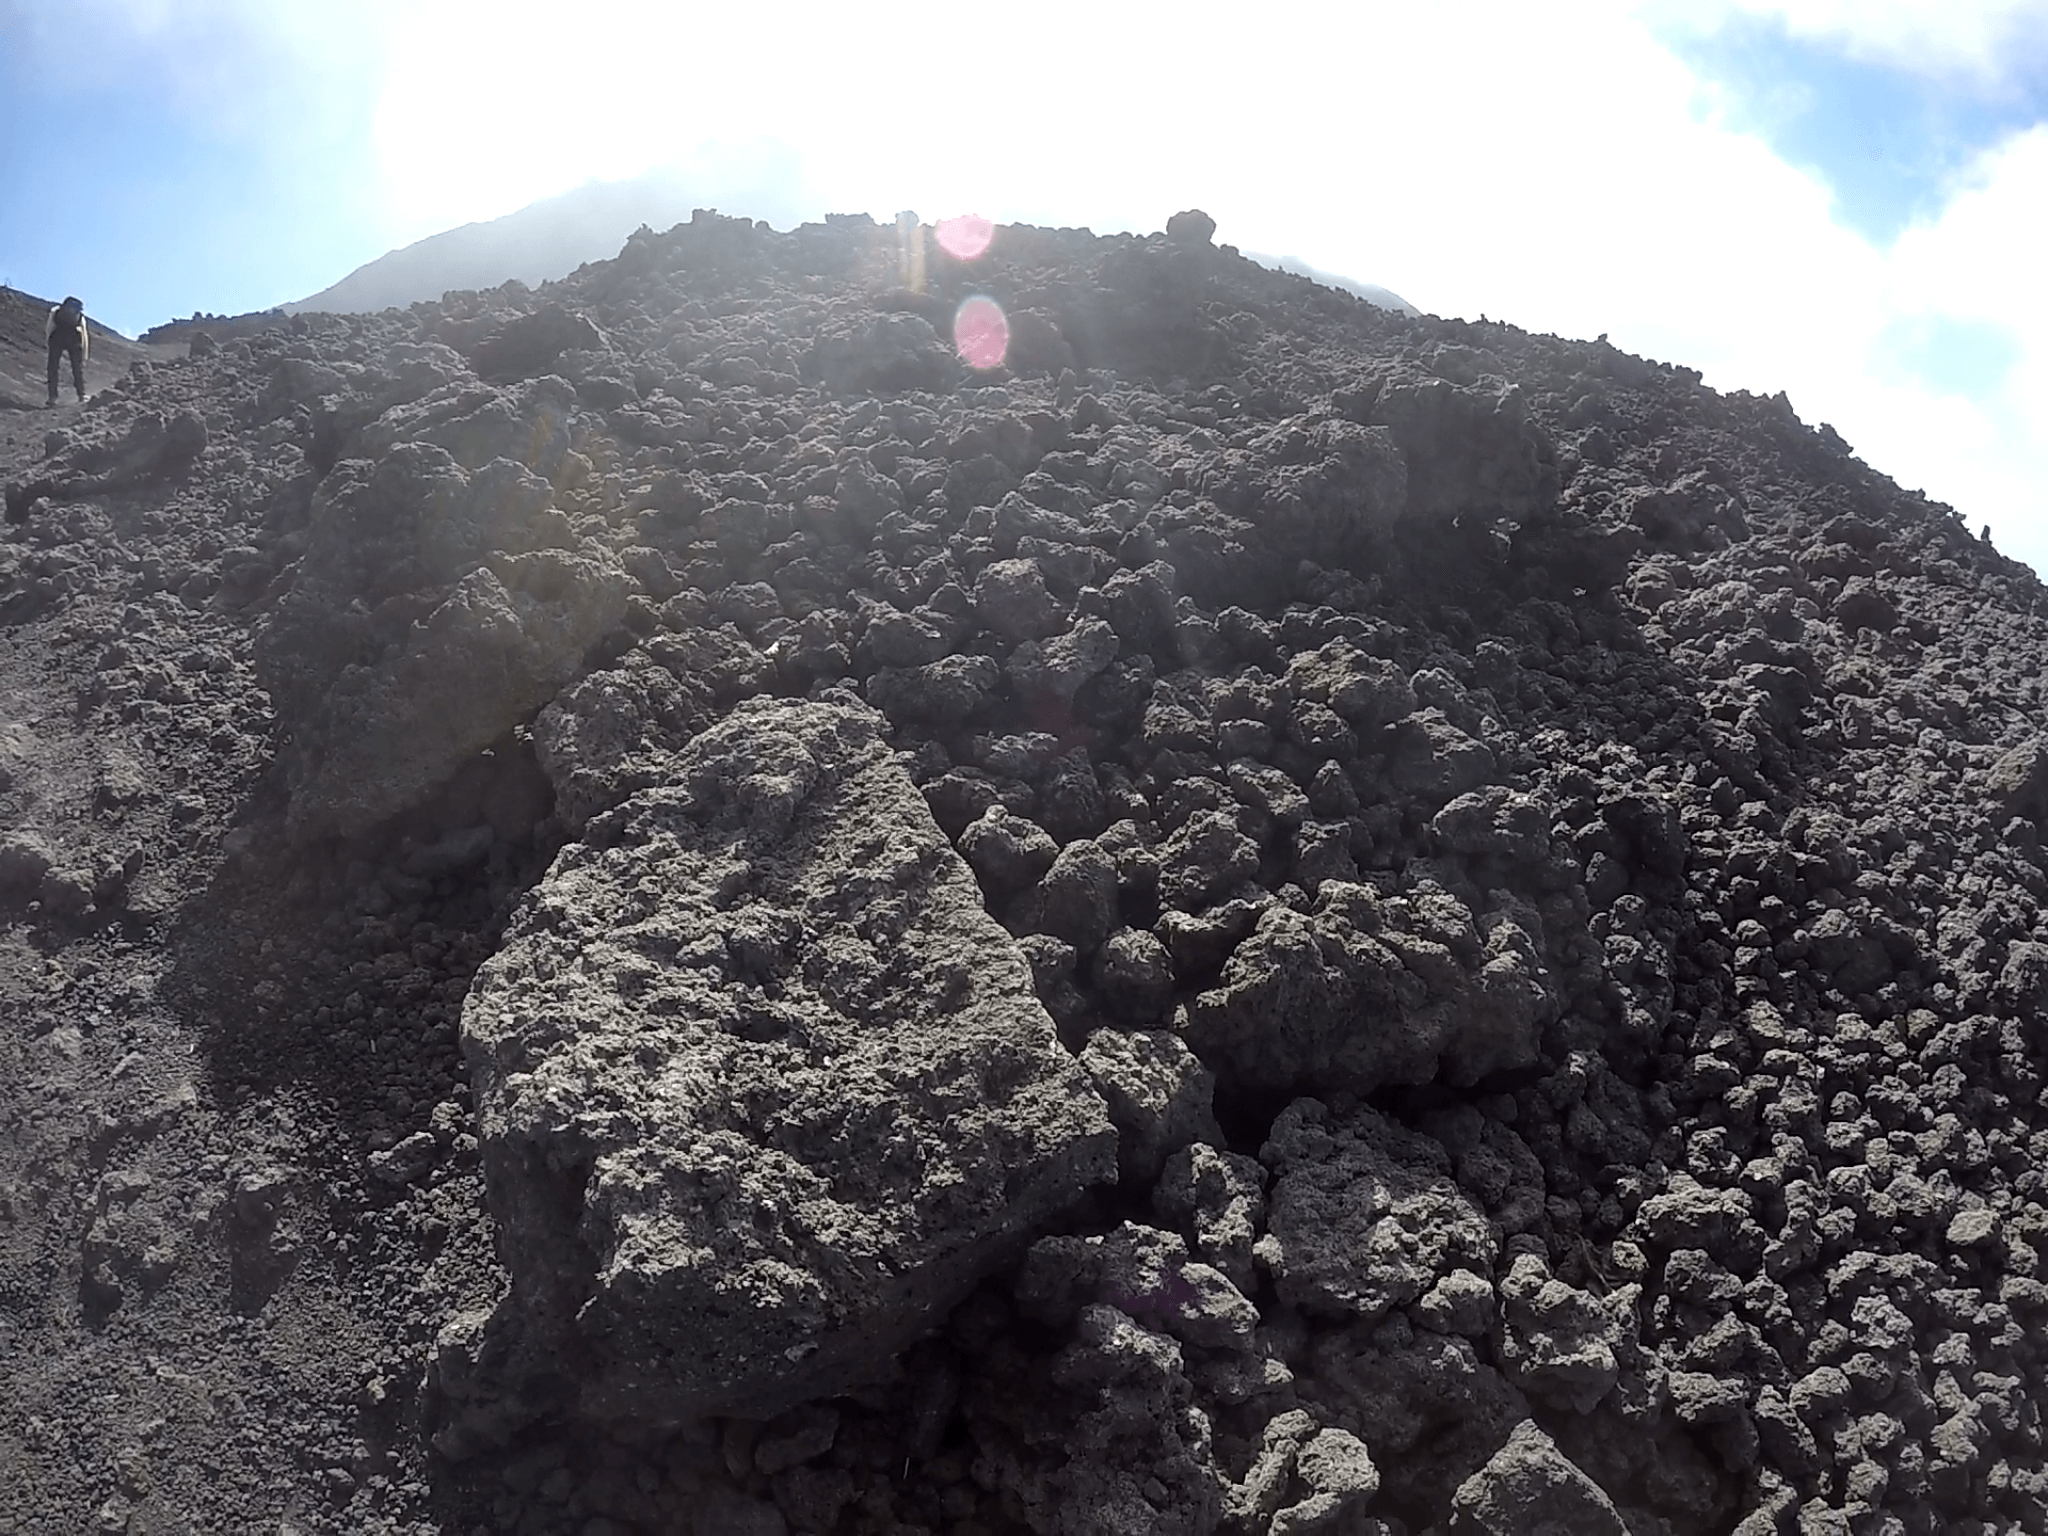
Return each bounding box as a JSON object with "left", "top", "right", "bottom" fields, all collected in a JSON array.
[
  {"left": 1256, "top": 1099, "right": 1497, "bottom": 1321},
  {"left": 461, "top": 696, "right": 1114, "bottom": 1425},
  {"left": 4, "top": 208, "right": 2048, "bottom": 1535}
]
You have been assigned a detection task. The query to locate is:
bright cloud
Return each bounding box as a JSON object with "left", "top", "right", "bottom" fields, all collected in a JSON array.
[
  {"left": 1704, "top": 0, "right": 2048, "bottom": 85},
  {"left": 1867, "top": 125, "right": 2048, "bottom": 541}
]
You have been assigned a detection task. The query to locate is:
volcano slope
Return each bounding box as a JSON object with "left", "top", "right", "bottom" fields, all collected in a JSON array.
[
  {"left": 0, "top": 286, "right": 177, "bottom": 414},
  {"left": 2, "top": 209, "right": 2047, "bottom": 1536}
]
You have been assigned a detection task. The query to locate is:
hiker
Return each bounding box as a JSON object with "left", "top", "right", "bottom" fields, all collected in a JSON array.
[{"left": 46, "top": 296, "right": 87, "bottom": 406}]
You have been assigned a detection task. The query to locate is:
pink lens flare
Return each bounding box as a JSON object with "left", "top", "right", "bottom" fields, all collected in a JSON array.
[
  {"left": 935, "top": 214, "right": 995, "bottom": 261},
  {"left": 953, "top": 296, "right": 1009, "bottom": 371}
]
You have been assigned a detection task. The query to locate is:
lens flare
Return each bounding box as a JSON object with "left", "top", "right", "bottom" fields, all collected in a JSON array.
[
  {"left": 935, "top": 214, "right": 995, "bottom": 261},
  {"left": 895, "top": 209, "right": 926, "bottom": 292},
  {"left": 954, "top": 296, "right": 1009, "bottom": 371}
]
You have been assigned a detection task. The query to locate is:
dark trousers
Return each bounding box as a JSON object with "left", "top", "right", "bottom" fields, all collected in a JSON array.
[{"left": 47, "top": 333, "right": 84, "bottom": 401}]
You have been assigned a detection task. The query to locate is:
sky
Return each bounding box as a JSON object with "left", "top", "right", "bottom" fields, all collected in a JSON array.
[{"left": 1, "top": 0, "right": 2044, "bottom": 573}]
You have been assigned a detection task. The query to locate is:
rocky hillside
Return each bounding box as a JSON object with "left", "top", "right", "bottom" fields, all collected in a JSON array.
[
  {"left": 0, "top": 287, "right": 174, "bottom": 410},
  {"left": 2, "top": 206, "right": 2046, "bottom": 1536}
]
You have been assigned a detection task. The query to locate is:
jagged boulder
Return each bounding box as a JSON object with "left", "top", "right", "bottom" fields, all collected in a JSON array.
[
  {"left": 461, "top": 697, "right": 1116, "bottom": 1424},
  {"left": 1255, "top": 1099, "right": 1495, "bottom": 1321},
  {"left": 1449, "top": 1420, "right": 1629, "bottom": 1535},
  {"left": 468, "top": 303, "right": 607, "bottom": 382},
  {"left": 1368, "top": 374, "right": 1558, "bottom": 522},
  {"left": 1183, "top": 880, "right": 1552, "bottom": 1097},
  {"left": 1198, "top": 415, "right": 1407, "bottom": 564},
  {"left": 255, "top": 378, "right": 622, "bottom": 839},
  {"left": 531, "top": 651, "right": 717, "bottom": 833},
  {"left": 282, "top": 550, "right": 624, "bottom": 839},
  {"left": 806, "top": 310, "right": 960, "bottom": 393}
]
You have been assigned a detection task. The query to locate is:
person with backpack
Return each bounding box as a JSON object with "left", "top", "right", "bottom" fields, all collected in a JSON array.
[{"left": 46, "top": 296, "right": 88, "bottom": 406}]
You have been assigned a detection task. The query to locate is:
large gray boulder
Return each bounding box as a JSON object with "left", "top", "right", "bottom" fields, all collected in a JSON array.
[
  {"left": 284, "top": 547, "right": 624, "bottom": 839},
  {"left": 256, "top": 376, "right": 623, "bottom": 840},
  {"left": 1368, "top": 375, "right": 1558, "bottom": 524},
  {"left": 462, "top": 697, "right": 1116, "bottom": 1423}
]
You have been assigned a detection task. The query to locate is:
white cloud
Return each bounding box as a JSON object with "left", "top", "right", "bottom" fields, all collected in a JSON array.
[
  {"left": 1860, "top": 126, "right": 2048, "bottom": 550},
  {"left": 1702, "top": 0, "right": 2048, "bottom": 86},
  {"left": 1890, "top": 127, "right": 2048, "bottom": 338}
]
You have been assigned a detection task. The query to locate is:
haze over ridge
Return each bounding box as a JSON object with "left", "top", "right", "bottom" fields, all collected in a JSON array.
[{"left": 277, "top": 171, "right": 1419, "bottom": 322}]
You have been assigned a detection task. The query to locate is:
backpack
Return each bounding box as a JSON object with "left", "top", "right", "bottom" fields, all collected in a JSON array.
[{"left": 51, "top": 300, "right": 82, "bottom": 339}]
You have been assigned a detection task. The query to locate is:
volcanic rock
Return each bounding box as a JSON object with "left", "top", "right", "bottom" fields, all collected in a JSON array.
[
  {"left": 1255, "top": 1099, "right": 1496, "bottom": 1320},
  {"left": 461, "top": 697, "right": 1115, "bottom": 1423},
  {"left": 1183, "top": 881, "right": 1552, "bottom": 1097},
  {"left": 8, "top": 204, "right": 2048, "bottom": 1535},
  {"left": 1449, "top": 1420, "right": 1629, "bottom": 1535}
]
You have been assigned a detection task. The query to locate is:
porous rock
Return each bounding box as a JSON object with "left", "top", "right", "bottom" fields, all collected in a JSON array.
[
  {"left": 0, "top": 830, "right": 54, "bottom": 899},
  {"left": 1239, "top": 415, "right": 1408, "bottom": 563},
  {"left": 1015, "top": 1223, "right": 1259, "bottom": 1354},
  {"left": 976, "top": 557, "right": 1066, "bottom": 642},
  {"left": 462, "top": 697, "right": 1115, "bottom": 1423},
  {"left": 806, "top": 310, "right": 959, "bottom": 394},
  {"left": 1299, "top": 1311, "right": 1529, "bottom": 1521},
  {"left": 957, "top": 805, "right": 1059, "bottom": 900},
  {"left": 1496, "top": 1251, "right": 1643, "bottom": 1415},
  {"left": 1090, "top": 925, "right": 1176, "bottom": 1021},
  {"left": 1184, "top": 880, "right": 1551, "bottom": 1097},
  {"left": 1286, "top": 638, "right": 1417, "bottom": 732},
  {"left": 1369, "top": 374, "right": 1557, "bottom": 523},
  {"left": 1448, "top": 1419, "right": 1629, "bottom": 1536},
  {"left": 1255, "top": 1098, "right": 1495, "bottom": 1320},
  {"left": 1078, "top": 1027, "right": 1225, "bottom": 1185},
  {"left": 256, "top": 378, "right": 623, "bottom": 839},
  {"left": 468, "top": 303, "right": 606, "bottom": 382},
  {"left": 1388, "top": 708, "right": 1498, "bottom": 805},
  {"left": 1224, "top": 1411, "right": 1382, "bottom": 1536},
  {"left": 531, "top": 650, "right": 715, "bottom": 833},
  {"left": 1154, "top": 1143, "right": 1267, "bottom": 1293},
  {"left": 284, "top": 550, "right": 624, "bottom": 839},
  {"left": 970, "top": 1298, "right": 1223, "bottom": 1536}
]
